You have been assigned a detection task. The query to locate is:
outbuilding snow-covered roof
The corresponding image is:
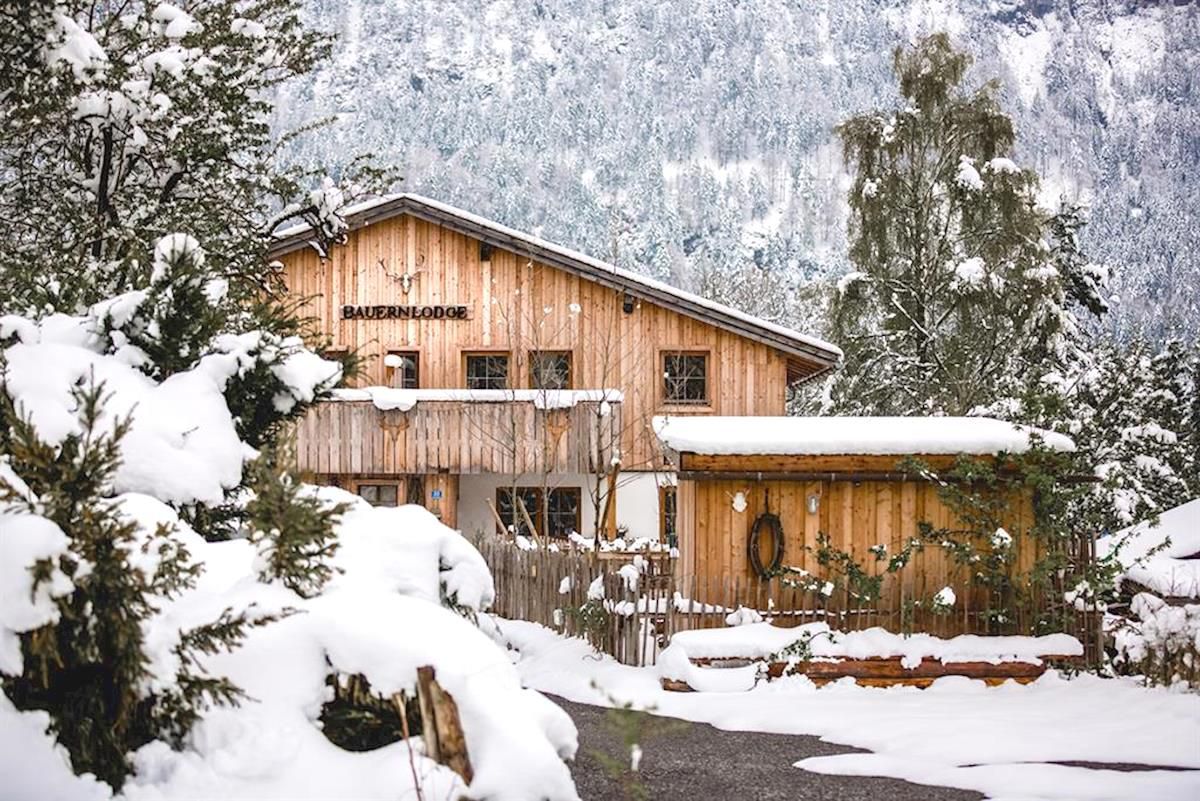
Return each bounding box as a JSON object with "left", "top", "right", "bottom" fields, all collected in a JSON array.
[
  {"left": 1099, "top": 498, "right": 1200, "bottom": 599},
  {"left": 652, "top": 415, "right": 1076, "bottom": 456}
]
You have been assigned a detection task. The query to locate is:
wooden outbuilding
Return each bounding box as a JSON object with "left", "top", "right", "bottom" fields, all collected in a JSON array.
[{"left": 656, "top": 415, "right": 1078, "bottom": 632}]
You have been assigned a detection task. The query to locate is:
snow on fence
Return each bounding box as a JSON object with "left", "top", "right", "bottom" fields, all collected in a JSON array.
[{"left": 475, "top": 536, "right": 1104, "bottom": 668}]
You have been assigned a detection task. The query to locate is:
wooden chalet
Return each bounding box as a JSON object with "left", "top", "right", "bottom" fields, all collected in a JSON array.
[{"left": 272, "top": 194, "right": 842, "bottom": 542}]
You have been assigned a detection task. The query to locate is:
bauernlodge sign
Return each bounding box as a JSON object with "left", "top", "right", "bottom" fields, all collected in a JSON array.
[{"left": 341, "top": 304, "right": 471, "bottom": 320}]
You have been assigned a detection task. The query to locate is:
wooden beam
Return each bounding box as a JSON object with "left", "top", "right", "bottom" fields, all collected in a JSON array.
[
  {"left": 681, "top": 453, "right": 966, "bottom": 474},
  {"left": 516, "top": 497, "right": 542, "bottom": 546},
  {"left": 485, "top": 497, "right": 509, "bottom": 540}
]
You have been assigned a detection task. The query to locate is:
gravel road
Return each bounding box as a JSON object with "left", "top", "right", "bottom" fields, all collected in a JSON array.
[{"left": 555, "top": 696, "right": 984, "bottom": 801}]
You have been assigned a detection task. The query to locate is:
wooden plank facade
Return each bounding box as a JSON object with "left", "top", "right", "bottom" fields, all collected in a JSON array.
[
  {"left": 277, "top": 194, "right": 839, "bottom": 542},
  {"left": 666, "top": 439, "right": 1061, "bottom": 639},
  {"left": 281, "top": 211, "right": 812, "bottom": 472},
  {"left": 678, "top": 473, "right": 1036, "bottom": 596}
]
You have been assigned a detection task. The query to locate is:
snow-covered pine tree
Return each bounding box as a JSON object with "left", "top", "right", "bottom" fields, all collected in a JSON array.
[
  {"left": 0, "top": 0, "right": 387, "bottom": 316},
  {"left": 245, "top": 443, "right": 347, "bottom": 598},
  {"left": 0, "top": 2, "right": 387, "bottom": 537},
  {"left": 827, "top": 33, "right": 1106, "bottom": 416},
  {"left": 0, "top": 382, "right": 267, "bottom": 790},
  {"left": 1061, "top": 338, "right": 1194, "bottom": 535}
]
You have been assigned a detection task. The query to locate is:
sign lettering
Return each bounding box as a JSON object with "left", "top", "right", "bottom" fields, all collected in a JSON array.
[{"left": 341, "top": 304, "right": 471, "bottom": 321}]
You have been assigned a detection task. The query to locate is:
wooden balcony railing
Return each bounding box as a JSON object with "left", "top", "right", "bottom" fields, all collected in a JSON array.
[{"left": 294, "top": 396, "right": 622, "bottom": 476}]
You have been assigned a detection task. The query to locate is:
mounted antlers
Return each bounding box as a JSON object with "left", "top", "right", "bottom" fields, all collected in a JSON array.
[{"left": 378, "top": 258, "right": 423, "bottom": 295}]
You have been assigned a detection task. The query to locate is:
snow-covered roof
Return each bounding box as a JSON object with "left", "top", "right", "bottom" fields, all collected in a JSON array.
[
  {"left": 331, "top": 386, "right": 622, "bottom": 412},
  {"left": 271, "top": 193, "right": 841, "bottom": 379},
  {"left": 1100, "top": 498, "right": 1200, "bottom": 599},
  {"left": 653, "top": 415, "right": 1077, "bottom": 456}
]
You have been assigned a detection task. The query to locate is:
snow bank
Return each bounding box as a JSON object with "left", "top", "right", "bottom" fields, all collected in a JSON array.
[
  {"left": 0, "top": 694, "right": 112, "bottom": 801},
  {"left": 2, "top": 490, "right": 576, "bottom": 800},
  {"left": 653, "top": 415, "right": 1075, "bottom": 456},
  {"left": 1100, "top": 498, "right": 1200, "bottom": 598},
  {"left": 332, "top": 386, "right": 622, "bottom": 411},
  {"left": 499, "top": 619, "right": 1200, "bottom": 801},
  {"left": 2, "top": 305, "right": 339, "bottom": 507},
  {"left": 316, "top": 487, "right": 495, "bottom": 611}
]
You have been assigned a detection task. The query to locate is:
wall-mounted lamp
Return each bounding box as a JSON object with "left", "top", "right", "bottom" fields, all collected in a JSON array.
[
  {"left": 622, "top": 293, "right": 636, "bottom": 314},
  {"left": 807, "top": 494, "right": 820, "bottom": 515}
]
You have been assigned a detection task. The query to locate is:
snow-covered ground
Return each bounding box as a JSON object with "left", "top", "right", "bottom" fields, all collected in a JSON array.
[{"left": 494, "top": 618, "right": 1200, "bottom": 801}]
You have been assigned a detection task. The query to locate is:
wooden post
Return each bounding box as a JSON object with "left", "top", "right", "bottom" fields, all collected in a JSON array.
[
  {"left": 415, "top": 666, "right": 474, "bottom": 784},
  {"left": 599, "top": 466, "right": 619, "bottom": 540},
  {"left": 485, "top": 498, "right": 509, "bottom": 540},
  {"left": 516, "top": 497, "right": 542, "bottom": 546}
]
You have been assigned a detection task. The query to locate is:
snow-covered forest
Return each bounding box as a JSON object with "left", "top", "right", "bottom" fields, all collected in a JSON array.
[
  {"left": 2, "top": 1, "right": 1199, "bottom": 800},
  {"left": 275, "top": 0, "right": 1200, "bottom": 341}
]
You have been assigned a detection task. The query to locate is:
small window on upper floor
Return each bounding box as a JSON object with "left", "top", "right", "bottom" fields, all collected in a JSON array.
[
  {"left": 385, "top": 351, "right": 419, "bottom": 389},
  {"left": 465, "top": 353, "right": 510, "bottom": 390},
  {"left": 320, "top": 346, "right": 349, "bottom": 363},
  {"left": 663, "top": 352, "right": 708, "bottom": 405},
  {"left": 529, "top": 350, "right": 572, "bottom": 390}
]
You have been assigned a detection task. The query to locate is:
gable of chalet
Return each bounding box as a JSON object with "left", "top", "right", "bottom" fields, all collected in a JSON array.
[{"left": 271, "top": 194, "right": 842, "bottom": 383}]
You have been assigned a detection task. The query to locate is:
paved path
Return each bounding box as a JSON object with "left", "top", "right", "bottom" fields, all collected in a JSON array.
[{"left": 555, "top": 696, "right": 983, "bottom": 801}]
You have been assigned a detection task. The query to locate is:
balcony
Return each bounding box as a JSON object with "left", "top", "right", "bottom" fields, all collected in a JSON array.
[{"left": 294, "top": 388, "right": 623, "bottom": 476}]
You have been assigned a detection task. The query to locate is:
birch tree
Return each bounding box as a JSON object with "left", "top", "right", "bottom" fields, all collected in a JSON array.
[{"left": 828, "top": 33, "right": 1105, "bottom": 416}]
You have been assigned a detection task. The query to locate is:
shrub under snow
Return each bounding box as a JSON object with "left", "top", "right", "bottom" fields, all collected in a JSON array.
[{"left": 1109, "top": 594, "right": 1200, "bottom": 689}]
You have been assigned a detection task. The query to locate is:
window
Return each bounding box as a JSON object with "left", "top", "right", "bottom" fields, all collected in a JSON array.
[
  {"left": 320, "top": 346, "right": 349, "bottom": 362},
  {"left": 496, "top": 487, "right": 542, "bottom": 537},
  {"left": 529, "top": 350, "right": 572, "bottom": 390},
  {"left": 357, "top": 483, "right": 398, "bottom": 507},
  {"left": 465, "top": 353, "right": 510, "bottom": 390},
  {"left": 356, "top": 478, "right": 424, "bottom": 507},
  {"left": 660, "top": 486, "right": 678, "bottom": 548},
  {"left": 663, "top": 352, "right": 708, "bottom": 404},
  {"left": 495, "top": 487, "right": 581, "bottom": 539},
  {"left": 545, "top": 487, "right": 581, "bottom": 538},
  {"left": 385, "top": 351, "right": 419, "bottom": 389}
]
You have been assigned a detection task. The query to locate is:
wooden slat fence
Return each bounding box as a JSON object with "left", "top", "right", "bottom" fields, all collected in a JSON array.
[{"left": 475, "top": 537, "right": 1103, "bottom": 667}]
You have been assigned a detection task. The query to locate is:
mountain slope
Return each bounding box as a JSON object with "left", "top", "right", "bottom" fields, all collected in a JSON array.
[{"left": 274, "top": 0, "right": 1199, "bottom": 339}]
